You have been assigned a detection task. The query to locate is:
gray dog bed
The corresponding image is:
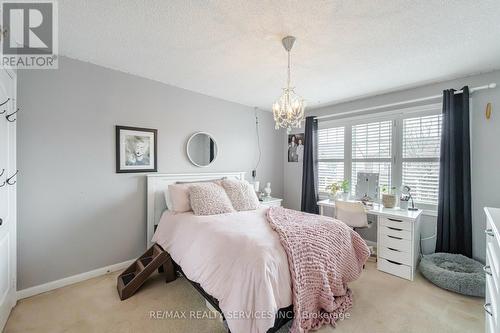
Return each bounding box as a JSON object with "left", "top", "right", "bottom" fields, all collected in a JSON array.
[{"left": 419, "top": 252, "right": 485, "bottom": 297}]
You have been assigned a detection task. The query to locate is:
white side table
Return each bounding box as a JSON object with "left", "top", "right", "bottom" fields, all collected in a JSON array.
[{"left": 260, "top": 197, "right": 283, "bottom": 207}]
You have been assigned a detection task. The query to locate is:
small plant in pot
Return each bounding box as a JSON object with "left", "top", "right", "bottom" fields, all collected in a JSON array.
[
  {"left": 340, "top": 179, "right": 350, "bottom": 200},
  {"left": 381, "top": 185, "right": 397, "bottom": 208},
  {"left": 326, "top": 182, "right": 341, "bottom": 200}
]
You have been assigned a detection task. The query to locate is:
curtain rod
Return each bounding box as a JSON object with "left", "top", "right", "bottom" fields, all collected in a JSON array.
[{"left": 315, "top": 82, "right": 497, "bottom": 120}]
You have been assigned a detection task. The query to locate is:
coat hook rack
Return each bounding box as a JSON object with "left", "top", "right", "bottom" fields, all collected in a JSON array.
[
  {"left": 6, "top": 107, "right": 17, "bottom": 122},
  {"left": 486, "top": 103, "right": 492, "bottom": 120},
  {"left": 0, "top": 98, "right": 9, "bottom": 114},
  {"left": 6, "top": 170, "right": 17, "bottom": 185}
]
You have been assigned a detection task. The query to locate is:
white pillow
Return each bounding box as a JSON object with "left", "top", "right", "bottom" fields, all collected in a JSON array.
[
  {"left": 189, "top": 183, "right": 235, "bottom": 216},
  {"left": 167, "top": 184, "right": 192, "bottom": 213},
  {"left": 164, "top": 179, "right": 223, "bottom": 213},
  {"left": 221, "top": 179, "right": 259, "bottom": 211}
]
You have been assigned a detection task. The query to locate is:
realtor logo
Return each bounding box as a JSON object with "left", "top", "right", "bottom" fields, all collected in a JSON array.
[{"left": 1, "top": 0, "right": 58, "bottom": 69}]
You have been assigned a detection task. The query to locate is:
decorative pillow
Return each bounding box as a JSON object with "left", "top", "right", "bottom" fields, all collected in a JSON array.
[
  {"left": 189, "top": 183, "right": 235, "bottom": 216},
  {"left": 167, "top": 184, "right": 192, "bottom": 213},
  {"left": 165, "top": 179, "right": 225, "bottom": 212},
  {"left": 221, "top": 179, "right": 259, "bottom": 211}
]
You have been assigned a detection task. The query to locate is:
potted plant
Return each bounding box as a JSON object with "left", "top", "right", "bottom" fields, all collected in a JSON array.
[
  {"left": 340, "top": 179, "right": 350, "bottom": 200},
  {"left": 381, "top": 185, "right": 397, "bottom": 208},
  {"left": 326, "top": 182, "right": 341, "bottom": 200}
]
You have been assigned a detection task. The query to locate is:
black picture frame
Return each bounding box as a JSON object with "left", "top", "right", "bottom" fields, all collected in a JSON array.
[{"left": 115, "top": 125, "right": 158, "bottom": 173}]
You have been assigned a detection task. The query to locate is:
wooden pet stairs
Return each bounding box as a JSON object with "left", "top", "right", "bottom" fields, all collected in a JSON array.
[{"left": 117, "top": 243, "right": 176, "bottom": 300}]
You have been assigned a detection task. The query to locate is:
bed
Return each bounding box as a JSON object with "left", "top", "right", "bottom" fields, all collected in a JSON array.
[
  {"left": 147, "top": 172, "right": 294, "bottom": 333},
  {"left": 147, "top": 172, "right": 368, "bottom": 333}
]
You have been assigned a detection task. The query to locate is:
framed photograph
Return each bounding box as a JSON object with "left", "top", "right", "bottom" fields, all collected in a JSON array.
[
  {"left": 116, "top": 126, "right": 157, "bottom": 173},
  {"left": 288, "top": 133, "right": 304, "bottom": 162}
]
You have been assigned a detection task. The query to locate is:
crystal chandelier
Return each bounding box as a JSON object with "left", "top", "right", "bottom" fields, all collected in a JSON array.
[{"left": 272, "top": 36, "right": 305, "bottom": 131}]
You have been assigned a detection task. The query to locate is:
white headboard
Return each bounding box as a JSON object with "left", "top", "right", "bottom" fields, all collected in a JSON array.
[{"left": 146, "top": 172, "right": 246, "bottom": 247}]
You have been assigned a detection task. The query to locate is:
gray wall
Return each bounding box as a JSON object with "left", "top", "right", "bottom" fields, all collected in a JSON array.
[
  {"left": 283, "top": 70, "right": 500, "bottom": 262},
  {"left": 17, "top": 57, "right": 284, "bottom": 290}
]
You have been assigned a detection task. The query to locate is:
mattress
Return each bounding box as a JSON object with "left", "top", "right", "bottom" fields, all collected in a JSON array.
[{"left": 152, "top": 207, "right": 292, "bottom": 333}]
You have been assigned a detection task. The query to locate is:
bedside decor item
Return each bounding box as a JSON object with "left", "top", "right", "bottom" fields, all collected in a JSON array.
[
  {"left": 186, "top": 132, "right": 218, "bottom": 167},
  {"left": 272, "top": 36, "right": 306, "bottom": 131},
  {"left": 116, "top": 126, "right": 157, "bottom": 173},
  {"left": 287, "top": 133, "right": 304, "bottom": 162},
  {"left": 264, "top": 182, "right": 272, "bottom": 198},
  {"left": 401, "top": 185, "right": 418, "bottom": 211},
  {"left": 381, "top": 185, "right": 397, "bottom": 208}
]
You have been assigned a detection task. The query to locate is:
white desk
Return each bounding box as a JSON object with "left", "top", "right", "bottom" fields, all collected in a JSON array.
[{"left": 317, "top": 199, "right": 422, "bottom": 281}]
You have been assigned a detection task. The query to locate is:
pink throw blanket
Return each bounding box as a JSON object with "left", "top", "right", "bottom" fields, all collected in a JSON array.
[{"left": 267, "top": 207, "right": 370, "bottom": 332}]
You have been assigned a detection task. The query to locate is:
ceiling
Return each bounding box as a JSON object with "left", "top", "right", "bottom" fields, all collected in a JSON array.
[{"left": 60, "top": 1, "right": 500, "bottom": 110}]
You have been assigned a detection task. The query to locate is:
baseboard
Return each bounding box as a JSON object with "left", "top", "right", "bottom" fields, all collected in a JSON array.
[{"left": 16, "top": 259, "right": 135, "bottom": 300}]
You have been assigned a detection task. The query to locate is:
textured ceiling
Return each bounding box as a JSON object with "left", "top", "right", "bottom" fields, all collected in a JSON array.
[{"left": 60, "top": 0, "right": 500, "bottom": 109}]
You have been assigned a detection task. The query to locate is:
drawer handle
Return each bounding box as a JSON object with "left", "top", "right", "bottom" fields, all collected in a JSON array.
[
  {"left": 387, "top": 226, "right": 403, "bottom": 231},
  {"left": 385, "top": 259, "right": 402, "bottom": 265},
  {"left": 485, "top": 229, "right": 495, "bottom": 237},
  {"left": 388, "top": 235, "right": 403, "bottom": 240},
  {"left": 388, "top": 218, "right": 403, "bottom": 222},
  {"left": 387, "top": 247, "right": 401, "bottom": 252},
  {"left": 484, "top": 303, "right": 492, "bottom": 316},
  {"left": 483, "top": 265, "right": 492, "bottom": 276}
]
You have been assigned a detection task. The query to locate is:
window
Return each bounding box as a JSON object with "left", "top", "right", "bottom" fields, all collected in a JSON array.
[
  {"left": 402, "top": 114, "right": 442, "bottom": 205},
  {"left": 318, "top": 126, "right": 344, "bottom": 192},
  {"left": 352, "top": 120, "right": 392, "bottom": 194},
  {"left": 317, "top": 105, "right": 442, "bottom": 209}
]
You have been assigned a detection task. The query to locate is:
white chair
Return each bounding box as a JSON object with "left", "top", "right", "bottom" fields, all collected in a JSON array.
[{"left": 334, "top": 200, "right": 371, "bottom": 229}]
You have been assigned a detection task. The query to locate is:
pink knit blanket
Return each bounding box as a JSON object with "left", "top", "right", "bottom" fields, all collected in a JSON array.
[{"left": 266, "top": 207, "right": 370, "bottom": 332}]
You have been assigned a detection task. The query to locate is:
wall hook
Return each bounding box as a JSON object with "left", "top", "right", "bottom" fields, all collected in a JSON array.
[
  {"left": 6, "top": 170, "right": 17, "bottom": 185},
  {"left": 0, "top": 98, "right": 9, "bottom": 106},
  {"left": 6, "top": 108, "right": 17, "bottom": 122},
  {"left": 0, "top": 168, "right": 4, "bottom": 178},
  {"left": 486, "top": 103, "right": 492, "bottom": 120},
  {"left": 0, "top": 181, "right": 5, "bottom": 187}
]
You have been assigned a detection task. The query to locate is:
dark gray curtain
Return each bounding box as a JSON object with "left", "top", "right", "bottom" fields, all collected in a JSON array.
[
  {"left": 436, "top": 86, "right": 472, "bottom": 257},
  {"left": 301, "top": 116, "right": 319, "bottom": 214}
]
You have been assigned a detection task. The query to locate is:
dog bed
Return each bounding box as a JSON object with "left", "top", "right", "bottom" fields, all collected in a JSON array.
[{"left": 419, "top": 252, "right": 485, "bottom": 297}]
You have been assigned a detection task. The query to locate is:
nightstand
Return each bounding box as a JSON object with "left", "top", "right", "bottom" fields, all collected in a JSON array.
[{"left": 260, "top": 197, "right": 283, "bottom": 207}]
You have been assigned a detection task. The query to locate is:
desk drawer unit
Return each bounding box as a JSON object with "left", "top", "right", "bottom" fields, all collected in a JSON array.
[
  {"left": 485, "top": 207, "right": 500, "bottom": 333},
  {"left": 378, "top": 258, "right": 412, "bottom": 280},
  {"left": 377, "top": 216, "right": 420, "bottom": 281}
]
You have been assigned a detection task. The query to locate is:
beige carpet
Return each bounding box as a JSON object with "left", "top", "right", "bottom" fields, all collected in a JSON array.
[{"left": 5, "top": 262, "right": 484, "bottom": 333}]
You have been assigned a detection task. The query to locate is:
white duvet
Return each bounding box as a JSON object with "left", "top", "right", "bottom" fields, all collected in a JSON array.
[{"left": 152, "top": 207, "right": 292, "bottom": 333}]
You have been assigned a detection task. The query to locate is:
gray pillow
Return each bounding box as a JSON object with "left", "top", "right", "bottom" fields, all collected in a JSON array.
[{"left": 189, "top": 182, "right": 235, "bottom": 216}]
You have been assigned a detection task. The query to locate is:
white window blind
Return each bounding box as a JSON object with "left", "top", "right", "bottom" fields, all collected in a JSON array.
[
  {"left": 318, "top": 126, "right": 344, "bottom": 192},
  {"left": 352, "top": 121, "right": 392, "bottom": 195},
  {"left": 402, "top": 114, "right": 442, "bottom": 204}
]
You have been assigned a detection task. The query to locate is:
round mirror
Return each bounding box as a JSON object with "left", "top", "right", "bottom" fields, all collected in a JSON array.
[{"left": 186, "top": 132, "right": 218, "bottom": 167}]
